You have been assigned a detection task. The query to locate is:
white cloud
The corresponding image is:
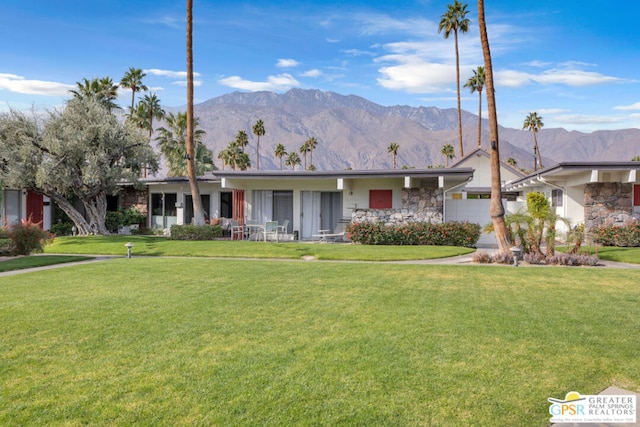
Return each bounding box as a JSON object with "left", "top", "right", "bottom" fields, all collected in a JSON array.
[
  {"left": 276, "top": 59, "right": 299, "bottom": 68},
  {"left": 0, "top": 73, "right": 74, "bottom": 96},
  {"left": 494, "top": 67, "right": 624, "bottom": 88},
  {"left": 301, "top": 69, "right": 322, "bottom": 78},
  {"left": 218, "top": 73, "right": 300, "bottom": 91},
  {"left": 145, "top": 69, "right": 201, "bottom": 79},
  {"left": 172, "top": 80, "right": 202, "bottom": 87},
  {"left": 614, "top": 102, "right": 640, "bottom": 111},
  {"left": 377, "top": 56, "right": 455, "bottom": 93},
  {"left": 537, "top": 108, "right": 571, "bottom": 115}
]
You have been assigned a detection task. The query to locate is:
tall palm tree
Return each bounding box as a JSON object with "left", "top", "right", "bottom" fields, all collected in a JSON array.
[
  {"left": 156, "top": 112, "right": 211, "bottom": 176},
  {"left": 120, "top": 67, "right": 148, "bottom": 112},
  {"left": 299, "top": 141, "right": 310, "bottom": 170},
  {"left": 523, "top": 112, "right": 544, "bottom": 170},
  {"left": 70, "top": 77, "right": 119, "bottom": 111},
  {"left": 274, "top": 143, "right": 287, "bottom": 170},
  {"left": 285, "top": 152, "right": 301, "bottom": 171},
  {"left": 478, "top": 0, "right": 510, "bottom": 254},
  {"left": 137, "top": 93, "right": 165, "bottom": 138},
  {"left": 235, "top": 130, "right": 249, "bottom": 152},
  {"left": 441, "top": 143, "right": 456, "bottom": 167},
  {"left": 438, "top": 0, "right": 470, "bottom": 159},
  {"left": 387, "top": 142, "right": 399, "bottom": 169},
  {"left": 305, "top": 137, "right": 318, "bottom": 169},
  {"left": 252, "top": 119, "right": 265, "bottom": 170},
  {"left": 464, "top": 66, "right": 485, "bottom": 148},
  {"left": 185, "top": 0, "right": 205, "bottom": 225}
]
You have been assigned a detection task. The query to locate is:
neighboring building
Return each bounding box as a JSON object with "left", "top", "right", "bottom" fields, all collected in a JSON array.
[{"left": 1, "top": 188, "right": 52, "bottom": 230}]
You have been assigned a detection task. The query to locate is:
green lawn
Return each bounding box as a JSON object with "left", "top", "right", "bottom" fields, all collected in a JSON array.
[
  {"left": 0, "top": 255, "right": 93, "bottom": 273},
  {"left": 1, "top": 258, "right": 638, "bottom": 426},
  {"left": 45, "top": 235, "right": 474, "bottom": 261}
]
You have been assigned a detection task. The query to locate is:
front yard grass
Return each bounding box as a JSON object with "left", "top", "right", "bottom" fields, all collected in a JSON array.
[
  {"left": 45, "top": 235, "right": 474, "bottom": 261},
  {"left": 1, "top": 258, "right": 638, "bottom": 426},
  {"left": 0, "top": 255, "right": 93, "bottom": 273}
]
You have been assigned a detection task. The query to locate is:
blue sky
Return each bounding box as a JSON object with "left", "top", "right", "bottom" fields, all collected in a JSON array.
[{"left": 1, "top": 0, "right": 639, "bottom": 132}]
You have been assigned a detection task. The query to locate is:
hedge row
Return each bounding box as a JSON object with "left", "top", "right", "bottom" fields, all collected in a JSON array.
[
  {"left": 170, "top": 224, "right": 223, "bottom": 240},
  {"left": 345, "top": 221, "right": 481, "bottom": 247},
  {"left": 590, "top": 223, "right": 640, "bottom": 247}
]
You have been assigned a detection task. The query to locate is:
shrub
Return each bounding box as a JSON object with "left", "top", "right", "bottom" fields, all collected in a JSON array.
[
  {"left": 346, "top": 221, "right": 481, "bottom": 247},
  {"left": 9, "top": 220, "right": 54, "bottom": 255},
  {"left": 591, "top": 223, "right": 640, "bottom": 247},
  {"left": 523, "top": 252, "right": 546, "bottom": 265},
  {"left": 471, "top": 251, "right": 493, "bottom": 263},
  {"left": 106, "top": 207, "right": 146, "bottom": 234},
  {"left": 49, "top": 221, "right": 74, "bottom": 236},
  {"left": 0, "top": 227, "right": 10, "bottom": 239},
  {"left": 170, "top": 224, "right": 223, "bottom": 240},
  {"left": 547, "top": 253, "right": 600, "bottom": 266},
  {"left": 0, "top": 238, "right": 16, "bottom": 256}
]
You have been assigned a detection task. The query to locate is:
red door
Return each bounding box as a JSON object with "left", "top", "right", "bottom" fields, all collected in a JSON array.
[{"left": 26, "top": 190, "right": 44, "bottom": 228}]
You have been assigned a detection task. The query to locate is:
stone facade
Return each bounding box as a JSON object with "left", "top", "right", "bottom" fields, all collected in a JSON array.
[
  {"left": 584, "top": 182, "right": 639, "bottom": 230},
  {"left": 352, "top": 186, "right": 443, "bottom": 225},
  {"left": 121, "top": 187, "right": 149, "bottom": 216}
]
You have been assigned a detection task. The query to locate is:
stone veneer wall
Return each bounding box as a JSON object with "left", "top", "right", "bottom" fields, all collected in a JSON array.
[
  {"left": 121, "top": 187, "right": 149, "bottom": 217},
  {"left": 584, "top": 182, "right": 638, "bottom": 230},
  {"left": 351, "top": 187, "right": 443, "bottom": 225}
]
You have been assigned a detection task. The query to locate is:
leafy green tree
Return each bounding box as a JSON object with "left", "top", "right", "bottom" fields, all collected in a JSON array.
[
  {"left": 70, "top": 77, "right": 119, "bottom": 111},
  {"left": 464, "top": 66, "right": 485, "bottom": 148},
  {"left": 120, "top": 67, "right": 148, "bottom": 113},
  {"left": 441, "top": 143, "right": 456, "bottom": 167},
  {"left": 439, "top": 0, "right": 470, "bottom": 158},
  {"left": 387, "top": 142, "right": 399, "bottom": 169},
  {"left": 252, "top": 119, "right": 265, "bottom": 170},
  {"left": 523, "top": 112, "right": 544, "bottom": 170},
  {"left": 274, "top": 143, "right": 287, "bottom": 170},
  {"left": 156, "top": 112, "right": 213, "bottom": 177},
  {"left": 0, "top": 97, "right": 158, "bottom": 235},
  {"left": 285, "top": 152, "right": 301, "bottom": 170}
]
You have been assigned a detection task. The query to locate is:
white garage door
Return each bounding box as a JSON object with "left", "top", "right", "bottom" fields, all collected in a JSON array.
[{"left": 445, "top": 199, "right": 499, "bottom": 246}]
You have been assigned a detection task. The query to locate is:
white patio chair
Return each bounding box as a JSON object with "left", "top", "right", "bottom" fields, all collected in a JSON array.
[{"left": 263, "top": 221, "right": 279, "bottom": 242}]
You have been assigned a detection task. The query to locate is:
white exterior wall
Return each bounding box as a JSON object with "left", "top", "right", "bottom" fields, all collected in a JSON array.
[{"left": 342, "top": 178, "right": 404, "bottom": 213}]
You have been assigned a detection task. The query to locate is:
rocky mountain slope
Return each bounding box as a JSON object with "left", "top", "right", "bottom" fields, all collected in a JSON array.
[{"left": 182, "top": 88, "right": 640, "bottom": 171}]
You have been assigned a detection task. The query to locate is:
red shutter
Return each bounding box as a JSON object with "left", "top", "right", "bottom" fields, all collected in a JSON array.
[
  {"left": 634, "top": 185, "right": 640, "bottom": 207},
  {"left": 369, "top": 190, "right": 393, "bottom": 209},
  {"left": 26, "top": 190, "right": 44, "bottom": 228}
]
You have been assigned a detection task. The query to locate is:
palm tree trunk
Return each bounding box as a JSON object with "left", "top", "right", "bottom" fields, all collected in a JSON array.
[
  {"left": 186, "top": 0, "right": 205, "bottom": 226},
  {"left": 478, "top": 0, "right": 510, "bottom": 254},
  {"left": 256, "top": 138, "right": 260, "bottom": 170},
  {"left": 477, "top": 90, "right": 482, "bottom": 147},
  {"left": 533, "top": 133, "right": 544, "bottom": 169},
  {"left": 454, "top": 30, "right": 464, "bottom": 158}
]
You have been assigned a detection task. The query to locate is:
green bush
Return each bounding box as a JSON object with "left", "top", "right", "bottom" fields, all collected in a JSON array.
[
  {"left": 9, "top": 220, "right": 54, "bottom": 255},
  {"left": 0, "top": 238, "right": 15, "bottom": 256},
  {"left": 49, "top": 221, "right": 74, "bottom": 236},
  {"left": 170, "top": 224, "right": 223, "bottom": 240},
  {"left": 106, "top": 207, "right": 146, "bottom": 233},
  {"left": 0, "top": 227, "right": 10, "bottom": 239},
  {"left": 346, "top": 221, "right": 481, "bottom": 247},
  {"left": 591, "top": 223, "right": 640, "bottom": 247}
]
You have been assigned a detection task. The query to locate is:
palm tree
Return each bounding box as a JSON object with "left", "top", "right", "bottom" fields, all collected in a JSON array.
[
  {"left": 387, "top": 142, "right": 399, "bottom": 169},
  {"left": 120, "top": 67, "right": 148, "bottom": 112},
  {"left": 507, "top": 157, "right": 517, "bottom": 167},
  {"left": 70, "top": 77, "right": 119, "bottom": 111},
  {"left": 137, "top": 93, "right": 165, "bottom": 138},
  {"left": 464, "top": 66, "right": 485, "bottom": 148},
  {"left": 285, "top": 152, "right": 301, "bottom": 171},
  {"left": 274, "top": 143, "right": 287, "bottom": 170},
  {"left": 478, "top": 0, "right": 510, "bottom": 254},
  {"left": 523, "top": 112, "right": 544, "bottom": 170},
  {"left": 252, "top": 119, "right": 265, "bottom": 170},
  {"left": 305, "top": 137, "right": 318, "bottom": 169},
  {"left": 441, "top": 143, "right": 456, "bottom": 167},
  {"left": 299, "top": 141, "right": 310, "bottom": 170},
  {"left": 235, "top": 130, "right": 249, "bottom": 152},
  {"left": 156, "top": 112, "right": 211, "bottom": 177},
  {"left": 185, "top": 0, "right": 205, "bottom": 225},
  {"left": 438, "top": 0, "right": 470, "bottom": 159}
]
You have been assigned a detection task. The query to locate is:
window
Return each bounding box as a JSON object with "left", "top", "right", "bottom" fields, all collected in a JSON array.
[
  {"left": 369, "top": 190, "right": 392, "bottom": 209},
  {"left": 551, "top": 189, "right": 563, "bottom": 208}
]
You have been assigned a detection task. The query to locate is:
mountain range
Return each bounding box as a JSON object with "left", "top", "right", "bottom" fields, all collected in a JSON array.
[{"left": 183, "top": 88, "right": 640, "bottom": 172}]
